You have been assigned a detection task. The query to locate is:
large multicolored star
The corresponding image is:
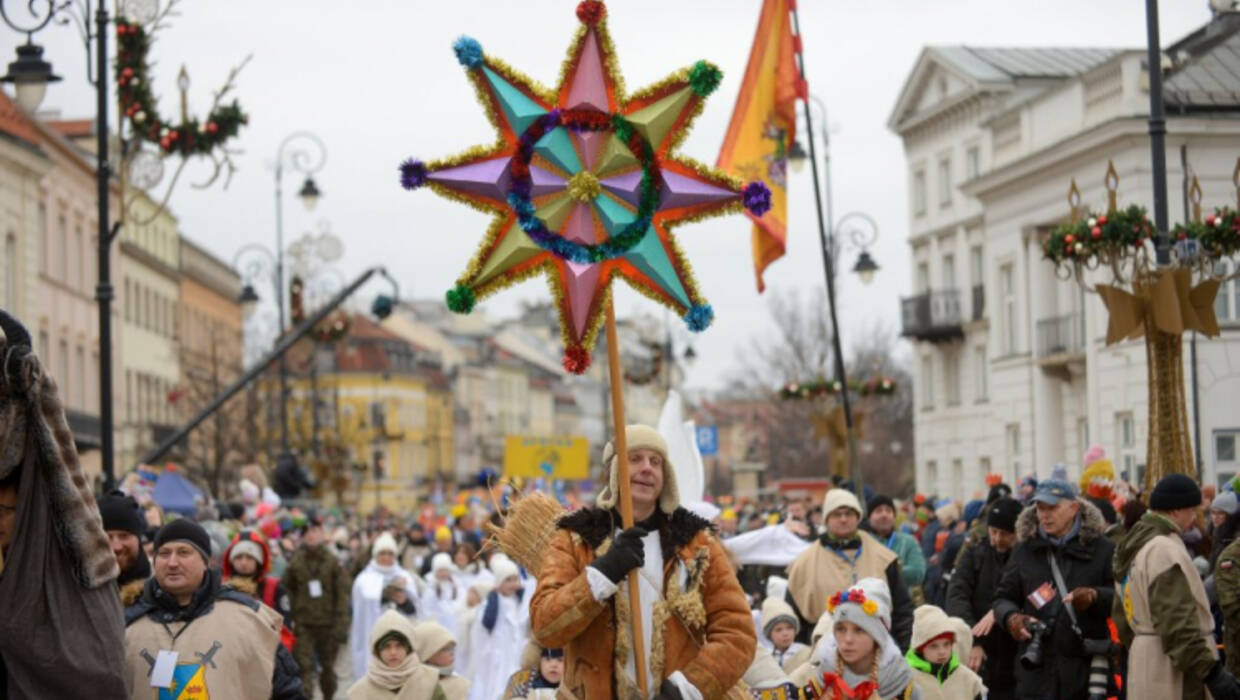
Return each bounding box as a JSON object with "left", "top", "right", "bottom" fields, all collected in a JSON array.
[{"left": 400, "top": 0, "right": 769, "bottom": 373}]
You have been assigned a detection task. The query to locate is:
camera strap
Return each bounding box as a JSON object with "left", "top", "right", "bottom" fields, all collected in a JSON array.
[{"left": 1047, "top": 550, "right": 1084, "bottom": 635}]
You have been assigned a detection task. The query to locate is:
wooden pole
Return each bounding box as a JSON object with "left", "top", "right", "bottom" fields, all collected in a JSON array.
[{"left": 605, "top": 300, "right": 648, "bottom": 696}]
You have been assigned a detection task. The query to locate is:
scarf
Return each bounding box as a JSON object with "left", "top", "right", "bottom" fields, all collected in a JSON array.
[
  {"left": 481, "top": 589, "right": 524, "bottom": 632},
  {"left": 366, "top": 650, "right": 421, "bottom": 691},
  {"left": 818, "top": 635, "right": 913, "bottom": 700},
  {"left": 1041, "top": 513, "right": 1082, "bottom": 548}
]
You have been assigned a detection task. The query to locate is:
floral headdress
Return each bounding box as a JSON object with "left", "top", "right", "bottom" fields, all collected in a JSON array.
[{"left": 828, "top": 587, "right": 879, "bottom": 617}]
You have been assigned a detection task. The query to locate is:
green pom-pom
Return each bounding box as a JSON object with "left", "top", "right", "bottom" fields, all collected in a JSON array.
[
  {"left": 445, "top": 285, "right": 476, "bottom": 313},
  {"left": 688, "top": 60, "right": 722, "bottom": 97}
]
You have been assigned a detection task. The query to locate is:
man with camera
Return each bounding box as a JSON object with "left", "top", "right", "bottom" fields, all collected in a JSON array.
[
  {"left": 1113, "top": 474, "right": 1240, "bottom": 700},
  {"left": 992, "top": 478, "right": 1116, "bottom": 700}
]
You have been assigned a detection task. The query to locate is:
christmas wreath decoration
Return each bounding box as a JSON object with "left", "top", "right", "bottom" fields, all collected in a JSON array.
[
  {"left": 1170, "top": 208, "right": 1240, "bottom": 260},
  {"left": 1042, "top": 205, "right": 1154, "bottom": 267},
  {"left": 115, "top": 19, "right": 248, "bottom": 157}
]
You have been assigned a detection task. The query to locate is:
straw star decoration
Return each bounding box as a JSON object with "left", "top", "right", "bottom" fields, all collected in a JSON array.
[{"left": 399, "top": 0, "right": 770, "bottom": 373}]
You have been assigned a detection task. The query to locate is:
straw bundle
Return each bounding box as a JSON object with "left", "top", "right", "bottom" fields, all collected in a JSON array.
[{"left": 485, "top": 491, "right": 566, "bottom": 576}]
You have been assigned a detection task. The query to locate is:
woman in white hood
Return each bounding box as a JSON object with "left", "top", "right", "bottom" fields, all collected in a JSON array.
[
  {"left": 423, "top": 552, "right": 462, "bottom": 632},
  {"left": 455, "top": 580, "right": 492, "bottom": 681},
  {"left": 466, "top": 558, "right": 529, "bottom": 700},
  {"left": 350, "top": 532, "right": 423, "bottom": 680},
  {"left": 347, "top": 609, "right": 442, "bottom": 700}
]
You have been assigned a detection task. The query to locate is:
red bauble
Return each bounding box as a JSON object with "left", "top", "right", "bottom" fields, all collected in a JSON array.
[
  {"left": 1064, "top": 234, "right": 1075, "bottom": 245},
  {"left": 206, "top": 121, "right": 219, "bottom": 134},
  {"left": 168, "top": 130, "right": 179, "bottom": 140},
  {"left": 122, "top": 67, "right": 134, "bottom": 78},
  {"left": 1206, "top": 215, "right": 1216, "bottom": 226},
  {"left": 562, "top": 346, "right": 591, "bottom": 374},
  {"left": 1091, "top": 227, "right": 1102, "bottom": 239},
  {"left": 576, "top": 0, "right": 606, "bottom": 25},
  {"left": 1097, "top": 215, "right": 1107, "bottom": 225}
]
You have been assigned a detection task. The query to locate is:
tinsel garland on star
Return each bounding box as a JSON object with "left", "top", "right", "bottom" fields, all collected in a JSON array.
[{"left": 398, "top": 0, "right": 770, "bottom": 373}]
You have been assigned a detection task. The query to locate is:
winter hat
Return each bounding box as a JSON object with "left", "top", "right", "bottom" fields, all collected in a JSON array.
[
  {"left": 866, "top": 494, "right": 895, "bottom": 515},
  {"left": 372, "top": 532, "right": 399, "bottom": 556},
  {"left": 962, "top": 499, "right": 985, "bottom": 525},
  {"left": 823, "top": 488, "right": 863, "bottom": 518},
  {"left": 910, "top": 605, "right": 958, "bottom": 654},
  {"left": 1150, "top": 473, "right": 1203, "bottom": 512},
  {"left": 228, "top": 538, "right": 265, "bottom": 568},
  {"left": 1213, "top": 491, "right": 1240, "bottom": 516},
  {"left": 430, "top": 552, "right": 456, "bottom": 574},
  {"left": 761, "top": 596, "right": 801, "bottom": 637},
  {"left": 597, "top": 424, "right": 679, "bottom": 514},
  {"left": 934, "top": 501, "right": 960, "bottom": 527},
  {"left": 467, "top": 581, "right": 493, "bottom": 604},
  {"left": 1050, "top": 463, "right": 1069, "bottom": 482},
  {"left": 986, "top": 498, "right": 1022, "bottom": 533},
  {"left": 98, "top": 490, "right": 145, "bottom": 536},
  {"left": 986, "top": 483, "right": 1012, "bottom": 504},
  {"left": 434, "top": 525, "right": 453, "bottom": 542},
  {"left": 412, "top": 621, "right": 456, "bottom": 664},
  {"left": 827, "top": 577, "right": 893, "bottom": 649},
  {"left": 154, "top": 519, "right": 211, "bottom": 564},
  {"left": 1080, "top": 447, "right": 1115, "bottom": 501},
  {"left": 491, "top": 557, "right": 520, "bottom": 584},
  {"left": 684, "top": 501, "right": 721, "bottom": 522},
  {"left": 765, "top": 575, "right": 789, "bottom": 602}
]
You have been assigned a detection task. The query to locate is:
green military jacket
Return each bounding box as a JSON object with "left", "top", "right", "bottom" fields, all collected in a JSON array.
[
  {"left": 1216, "top": 537, "right": 1240, "bottom": 676},
  {"left": 282, "top": 544, "right": 351, "bottom": 629}
]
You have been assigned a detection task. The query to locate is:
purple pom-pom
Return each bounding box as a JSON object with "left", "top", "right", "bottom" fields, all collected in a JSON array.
[
  {"left": 400, "top": 158, "right": 428, "bottom": 190},
  {"left": 743, "top": 181, "right": 772, "bottom": 216}
]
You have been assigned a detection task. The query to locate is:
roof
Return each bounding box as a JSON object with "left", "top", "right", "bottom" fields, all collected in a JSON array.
[
  {"left": 0, "top": 90, "right": 42, "bottom": 148},
  {"left": 1164, "top": 19, "right": 1240, "bottom": 108},
  {"left": 46, "top": 118, "right": 93, "bottom": 139},
  {"left": 933, "top": 46, "right": 1125, "bottom": 83}
]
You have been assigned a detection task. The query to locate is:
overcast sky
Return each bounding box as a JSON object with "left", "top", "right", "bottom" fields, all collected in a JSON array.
[{"left": 6, "top": 0, "right": 1212, "bottom": 389}]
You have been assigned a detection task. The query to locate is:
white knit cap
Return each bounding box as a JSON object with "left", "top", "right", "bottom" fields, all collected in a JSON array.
[
  {"left": 765, "top": 575, "right": 788, "bottom": 602},
  {"left": 830, "top": 577, "right": 892, "bottom": 648},
  {"left": 491, "top": 557, "right": 520, "bottom": 583},
  {"left": 430, "top": 552, "right": 456, "bottom": 574},
  {"left": 228, "top": 539, "right": 265, "bottom": 567},
  {"left": 597, "top": 424, "right": 680, "bottom": 514},
  {"left": 822, "top": 488, "right": 863, "bottom": 518},
  {"left": 372, "top": 532, "right": 398, "bottom": 556},
  {"left": 761, "top": 596, "right": 800, "bottom": 637}
]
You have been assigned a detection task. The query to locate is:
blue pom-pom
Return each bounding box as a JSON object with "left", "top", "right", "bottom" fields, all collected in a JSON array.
[
  {"left": 399, "top": 158, "right": 427, "bottom": 190},
  {"left": 684, "top": 303, "right": 714, "bottom": 331},
  {"left": 453, "top": 36, "right": 484, "bottom": 68},
  {"left": 743, "top": 181, "right": 772, "bottom": 217}
]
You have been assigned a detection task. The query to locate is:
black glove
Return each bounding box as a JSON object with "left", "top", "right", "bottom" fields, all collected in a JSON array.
[
  {"left": 654, "top": 679, "right": 684, "bottom": 700},
  {"left": 590, "top": 526, "right": 648, "bottom": 584},
  {"left": 1206, "top": 660, "right": 1240, "bottom": 700}
]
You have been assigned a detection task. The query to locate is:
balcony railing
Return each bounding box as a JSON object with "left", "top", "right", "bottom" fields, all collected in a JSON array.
[
  {"left": 972, "top": 284, "right": 985, "bottom": 321},
  {"left": 1036, "top": 312, "right": 1086, "bottom": 358},
  {"left": 900, "top": 289, "right": 964, "bottom": 342}
]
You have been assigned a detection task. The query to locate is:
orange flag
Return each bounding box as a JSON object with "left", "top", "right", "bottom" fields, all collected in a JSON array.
[{"left": 717, "top": 0, "right": 803, "bottom": 292}]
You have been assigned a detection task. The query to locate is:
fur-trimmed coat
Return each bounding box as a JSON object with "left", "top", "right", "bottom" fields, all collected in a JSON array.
[
  {"left": 530, "top": 507, "right": 756, "bottom": 699},
  {"left": 991, "top": 499, "right": 1115, "bottom": 700}
]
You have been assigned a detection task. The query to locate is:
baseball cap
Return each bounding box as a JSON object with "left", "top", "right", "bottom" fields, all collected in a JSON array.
[{"left": 1032, "top": 478, "right": 1076, "bottom": 506}]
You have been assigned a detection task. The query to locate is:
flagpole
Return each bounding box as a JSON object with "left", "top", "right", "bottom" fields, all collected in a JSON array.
[{"left": 788, "top": 1, "right": 867, "bottom": 502}]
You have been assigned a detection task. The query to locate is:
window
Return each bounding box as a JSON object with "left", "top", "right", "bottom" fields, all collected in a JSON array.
[
  {"left": 1117, "top": 411, "right": 1137, "bottom": 479},
  {"left": 952, "top": 459, "right": 964, "bottom": 496},
  {"left": 1218, "top": 430, "right": 1239, "bottom": 487},
  {"left": 917, "top": 262, "right": 930, "bottom": 294},
  {"left": 57, "top": 214, "right": 67, "bottom": 281},
  {"left": 1001, "top": 264, "right": 1017, "bottom": 354},
  {"left": 974, "top": 345, "right": 988, "bottom": 401},
  {"left": 1216, "top": 262, "right": 1239, "bottom": 322},
  {"left": 74, "top": 224, "right": 83, "bottom": 289},
  {"left": 126, "top": 370, "right": 133, "bottom": 421},
  {"left": 1006, "top": 423, "right": 1022, "bottom": 478},
  {"left": 980, "top": 456, "right": 993, "bottom": 482},
  {"left": 37, "top": 203, "right": 47, "bottom": 273},
  {"left": 926, "top": 460, "right": 939, "bottom": 493},
  {"left": 4, "top": 233, "right": 15, "bottom": 309},
  {"left": 913, "top": 170, "right": 927, "bottom": 215},
  {"left": 945, "top": 350, "right": 961, "bottom": 406},
  {"left": 970, "top": 247, "right": 984, "bottom": 287},
  {"left": 966, "top": 146, "right": 980, "bottom": 180},
  {"left": 920, "top": 356, "right": 935, "bottom": 409},
  {"left": 123, "top": 279, "right": 131, "bottom": 321},
  {"left": 942, "top": 254, "right": 955, "bottom": 289},
  {"left": 75, "top": 346, "right": 85, "bottom": 409},
  {"left": 938, "top": 158, "right": 952, "bottom": 206}
]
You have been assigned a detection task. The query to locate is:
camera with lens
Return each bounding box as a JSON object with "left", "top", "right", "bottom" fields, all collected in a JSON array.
[{"left": 1020, "top": 618, "right": 1049, "bottom": 669}]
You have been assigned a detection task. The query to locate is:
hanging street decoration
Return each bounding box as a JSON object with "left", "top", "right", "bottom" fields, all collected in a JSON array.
[
  {"left": 398, "top": 0, "right": 770, "bottom": 373},
  {"left": 779, "top": 376, "right": 897, "bottom": 400}
]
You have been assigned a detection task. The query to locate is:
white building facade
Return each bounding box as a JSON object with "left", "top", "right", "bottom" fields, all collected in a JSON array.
[{"left": 890, "top": 14, "right": 1240, "bottom": 499}]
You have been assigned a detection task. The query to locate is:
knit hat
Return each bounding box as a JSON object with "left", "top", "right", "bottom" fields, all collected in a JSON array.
[
  {"left": 98, "top": 490, "right": 145, "bottom": 537},
  {"left": 760, "top": 596, "right": 800, "bottom": 637},
  {"left": 372, "top": 532, "right": 399, "bottom": 556},
  {"left": 1213, "top": 491, "right": 1240, "bottom": 516},
  {"left": 228, "top": 539, "right": 265, "bottom": 568},
  {"left": 597, "top": 424, "right": 679, "bottom": 514},
  {"left": 430, "top": 552, "right": 456, "bottom": 574},
  {"left": 986, "top": 498, "right": 1022, "bottom": 533},
  {"left": 827, "top": 577, "right": 892, "bottom": 649},
  {"left": 986, "top": 483, "right": 1012, "bottom": 504},
  {"left": 491, "top": 557, "right": 520, "bottom": 584},
  {"left": 823, "top": 488, "right": 863, "bottom": 518},
  {"left": 910, "top": 605, "right": 957, "bottom": 653},
  {"left": 412, "top": 621, "right": 456, "bottom": 663},
  {"left": 934, "top": 501, "right": 960, "bottom": 527},
  {"left": 1150, "top": 473, "right": 1203, "bottom": 511},
  {"left": 765, "top": 575, "right": 788, "bottom": 602},
  {"left": 866, "top": 494, "right": 895, "bottom": 515},
  {"left": 1080, "top": 447, "right": 1115, "bottom": 501},
  {"left": 154, "top": 519, "right": 212, "bottom": 564}
]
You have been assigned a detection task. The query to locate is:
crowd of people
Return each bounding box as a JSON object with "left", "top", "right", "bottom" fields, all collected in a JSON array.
[{"left": 7, "top": 353, "right": 1240, "bottom": 700}]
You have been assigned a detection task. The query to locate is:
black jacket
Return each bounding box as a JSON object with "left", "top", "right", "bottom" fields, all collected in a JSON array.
[
  {"left": 991, "top": 500, "right": 1116, "bottom": 700},
  {"left": 126, "top": 570, "right": 306, "bottom": 700},
  {"left": 946, "top": 530, "right": 1017, "bottom": 694}
]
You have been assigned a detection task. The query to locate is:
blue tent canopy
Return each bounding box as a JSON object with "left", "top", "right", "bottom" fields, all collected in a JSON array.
[{"left": 151, "top": 470, "right": 203, "bottom": 516}]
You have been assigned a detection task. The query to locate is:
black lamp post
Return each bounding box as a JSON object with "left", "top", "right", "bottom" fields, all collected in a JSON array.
[{"left": 2, "top": 0, "right": 119, "bottom": 489}]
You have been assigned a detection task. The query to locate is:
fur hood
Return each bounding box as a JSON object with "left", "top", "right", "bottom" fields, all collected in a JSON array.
[
  {"left": 1015, "top": 497, "right": 1107, "bottom": 544},
  {"left": 557, "top": 506, "right": 712, "bottom": 562}
]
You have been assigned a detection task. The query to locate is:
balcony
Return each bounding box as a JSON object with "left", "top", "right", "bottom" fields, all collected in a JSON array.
[
  {"left": 1036, "top": 312, "right": 1087, "bottom": 378},
  {"left": 972, "top": 284, "right": 985, "bottom": 321},
  {"left": 900, "top": 289, "right": 964, "bottom": 342}
]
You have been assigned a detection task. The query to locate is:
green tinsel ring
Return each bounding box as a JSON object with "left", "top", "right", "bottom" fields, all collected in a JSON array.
[
  {"left": 688, "top": 61, "right": 723, "bottom": 97},
  {"left": 445, "top": 284, "right": 476, "bottom": 313}
]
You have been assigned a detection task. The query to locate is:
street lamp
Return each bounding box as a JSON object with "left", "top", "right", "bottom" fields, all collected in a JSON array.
[
  {"left": 2, "top": 0, "right": 118, "bottom": 488},
  {"left": 853, "top": 252, "right": 879, "bottom": 286},
  {"left": 298, "top": 177, "right": 321, "bottom": 212},
  {"left": 238, "top": 284, "right": 260, "bottom": 319}
]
